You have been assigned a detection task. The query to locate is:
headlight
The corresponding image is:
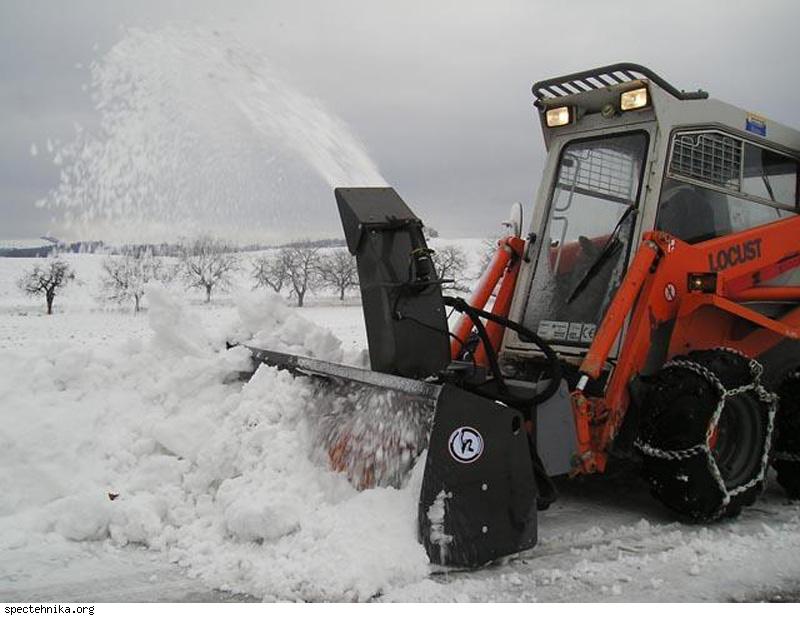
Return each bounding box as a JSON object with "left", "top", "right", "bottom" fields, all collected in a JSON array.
[
  {"left": 545, "top": 106, "right": 571, "bottom": 127},
  {"left": 620, "top": 87, "right": 649, "bottom": 111}
]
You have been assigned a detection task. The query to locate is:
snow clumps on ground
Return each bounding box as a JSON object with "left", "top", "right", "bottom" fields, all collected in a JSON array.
[{"left": 0, "top": 285, "right": 428, "bottom": 600}]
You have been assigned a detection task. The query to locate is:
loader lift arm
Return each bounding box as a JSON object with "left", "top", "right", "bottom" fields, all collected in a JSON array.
[{"left": 570, "top": 214, "right": 800, "bottom": 475}]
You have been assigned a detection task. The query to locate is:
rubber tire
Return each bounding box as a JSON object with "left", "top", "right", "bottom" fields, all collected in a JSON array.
[
  {"left": 773, "top": 369, "right": 800, "bottom": 500},
  {"left": 638, "top": 349, "right": 771, "bottom": 522}
]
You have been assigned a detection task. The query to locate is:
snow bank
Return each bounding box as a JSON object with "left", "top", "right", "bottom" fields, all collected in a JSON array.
[
  {"left": 232, "top": 288, "right": 345, "bottom": 363},
  {"left": 0, "top": 286, "right": 428, "bottom": 600}
]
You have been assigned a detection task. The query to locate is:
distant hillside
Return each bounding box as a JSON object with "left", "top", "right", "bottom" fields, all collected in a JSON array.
[
  {"left": 0, "top": 238, "right": 106, "bottom": 258},
  {"left": 0, "top": 236, "right": 348, "bottom": 257},
  {"left": 0, "top": 238, "right": 58, "bottom": 257}
]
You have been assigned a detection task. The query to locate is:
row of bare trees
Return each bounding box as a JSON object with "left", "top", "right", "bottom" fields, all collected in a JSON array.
[
  {"left": 100, "top": 238, "right": 359, "bottom": 310},
  {"left": 17, "top": 237, "right": 472, "bottom": 314},
  {"left": 15, "top": 239, "right": 237, "bottom": 315},
  {"left": 251, "top": 243, "right": 473, "bottom": 304},
  {"left": 251, "top": 246, "right": 357, "bottom": 306}
]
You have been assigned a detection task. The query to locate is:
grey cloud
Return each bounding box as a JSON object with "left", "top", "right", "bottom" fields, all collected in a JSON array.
[{"left": 1, "top": 0, "right": 798, "bottom": 241}]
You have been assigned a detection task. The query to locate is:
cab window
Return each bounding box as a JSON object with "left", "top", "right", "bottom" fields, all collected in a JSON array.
[
  {"left": 657, "top": 131, "right": 797, "bottom": 244},
  {"left": 742, "top": 144, "right": 798, "bottom": 207}
]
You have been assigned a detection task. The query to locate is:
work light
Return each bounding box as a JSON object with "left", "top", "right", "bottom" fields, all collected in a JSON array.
[
  {"left": 620, "top": 87, "right": 649, "bottom": 111},
  {"left": 545, "top": 106, "right": 571, "bottom": 127}
]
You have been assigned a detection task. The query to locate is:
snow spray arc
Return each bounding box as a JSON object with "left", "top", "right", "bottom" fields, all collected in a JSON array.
[{"left": 37, "top": 26, "right": 386, "bottom": 243}]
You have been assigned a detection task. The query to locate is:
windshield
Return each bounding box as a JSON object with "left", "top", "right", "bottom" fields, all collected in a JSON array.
[{"left": 521, "top": 133, "right": 648, "bottom": 348}]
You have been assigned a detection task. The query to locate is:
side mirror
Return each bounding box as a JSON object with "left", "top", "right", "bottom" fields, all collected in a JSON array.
[{"left": 502, "top": 202, "right": 523, "bottom": 238}]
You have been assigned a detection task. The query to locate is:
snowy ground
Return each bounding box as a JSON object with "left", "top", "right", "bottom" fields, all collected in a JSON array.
[{"left": 1, "top": 252, "right": 799, "bottom": 603}]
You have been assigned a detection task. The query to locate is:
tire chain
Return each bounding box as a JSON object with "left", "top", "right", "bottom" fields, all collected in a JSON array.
[{"left": 634, "top": 347, "right": 778, "bottom": 519}]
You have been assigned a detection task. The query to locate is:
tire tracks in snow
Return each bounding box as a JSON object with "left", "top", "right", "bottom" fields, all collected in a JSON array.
[{"left": 385, "top": 472, "right": 800, "bottom": 601}]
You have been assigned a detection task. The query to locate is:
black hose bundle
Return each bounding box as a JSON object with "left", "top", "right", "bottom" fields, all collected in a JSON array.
[{"left": 442, "top": 296, "right": 562, "bottom": 406}]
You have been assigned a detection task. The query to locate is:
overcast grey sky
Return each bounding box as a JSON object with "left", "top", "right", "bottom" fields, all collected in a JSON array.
[{"left": 2, "top": 0, "right": 799, "bottom": 241}]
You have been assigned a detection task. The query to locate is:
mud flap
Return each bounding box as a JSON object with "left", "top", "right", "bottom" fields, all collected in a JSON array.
[{"left": 418, "top": 384, "right": 538, "bottom": 567}]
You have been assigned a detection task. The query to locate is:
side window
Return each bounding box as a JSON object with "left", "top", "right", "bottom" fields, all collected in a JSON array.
[
  {"left": 657, "top": 131, "right": 797, "bottom": 244},
  {"left": 656, "top": 179, "right": 720, "bottom": 243},
  {"left": 742, "top": 144, "right": 799, "bottom": 207},
  {"left": 726, "top": 190, "right": 789, "bottom": 232}
]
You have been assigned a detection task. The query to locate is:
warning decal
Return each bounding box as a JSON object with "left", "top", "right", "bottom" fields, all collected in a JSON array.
[{"left": 538, "top": 320, "right": 597, "bottom": 344}]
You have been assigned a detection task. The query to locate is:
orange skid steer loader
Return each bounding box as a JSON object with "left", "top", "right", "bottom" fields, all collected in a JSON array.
[{"left": 242, "top": 64, "right": 800, "bottom": 567}]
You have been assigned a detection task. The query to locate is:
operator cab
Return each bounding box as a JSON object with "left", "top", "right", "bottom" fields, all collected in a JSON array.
[{"left": 503, "top": 63, "right": 800, "bottom": 367}]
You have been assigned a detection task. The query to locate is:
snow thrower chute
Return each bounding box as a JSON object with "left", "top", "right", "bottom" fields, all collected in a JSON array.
[{"left": 243, "top": 187, "right": 544, "bottom": 567}]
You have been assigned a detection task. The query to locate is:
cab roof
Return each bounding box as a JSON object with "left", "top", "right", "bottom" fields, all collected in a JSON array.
[{"left": 532, "top": 63, "right": 800, "bottom": 155}]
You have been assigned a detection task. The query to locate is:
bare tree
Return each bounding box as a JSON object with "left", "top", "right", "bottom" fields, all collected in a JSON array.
[
  {"left": 251, "top": 251, "right": 289, "bottom": 294},
  {"left": 18, "top": 258, "right": 75, "bottom": 315},
  {"left": 283, "top": 245, "right": 320, "bottom": 307},
  {"left": 431, "top": 244, "right": 468, "bottom": 290},
  {"left": 100, "top": 250, "right": 165, "bottom": 312},
  {"left": 179, "top": 237, "right": 239, "bottom": 302},
  {"left": 317, "top": 249, "right": 358, "bottom": 301}
]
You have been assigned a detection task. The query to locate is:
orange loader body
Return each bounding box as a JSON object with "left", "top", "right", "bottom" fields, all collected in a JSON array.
[{"left": 458, "top": 212, "right": 799, "bottom": 476}]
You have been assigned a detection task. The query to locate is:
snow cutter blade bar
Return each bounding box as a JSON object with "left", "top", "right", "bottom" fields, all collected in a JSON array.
[{"left": 244, "top": 345, "right": 442, "bottom": 399}]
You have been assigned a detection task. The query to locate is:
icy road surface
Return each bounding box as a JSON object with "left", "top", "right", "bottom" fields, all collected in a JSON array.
[{"left": 1, "top": 254, "right": 799, "bottom": 602}]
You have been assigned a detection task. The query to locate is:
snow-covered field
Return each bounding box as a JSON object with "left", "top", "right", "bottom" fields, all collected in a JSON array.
[{"left": 1, "top": 251, "right": 800, "bottom": 603}]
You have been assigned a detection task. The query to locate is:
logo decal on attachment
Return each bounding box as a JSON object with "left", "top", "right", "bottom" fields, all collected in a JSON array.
[{"left": 448, "top": 426, "right": 484, "bottom": 464}]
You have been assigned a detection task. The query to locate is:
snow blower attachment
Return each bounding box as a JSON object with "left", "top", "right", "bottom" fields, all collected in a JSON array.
[{"left": 244, "top": 187, "right": 539, "bottom": 567}]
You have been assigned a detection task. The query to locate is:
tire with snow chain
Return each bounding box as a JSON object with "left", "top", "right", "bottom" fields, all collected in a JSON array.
[
  {"left": 773, "top": 369, "right": 800, "bottom": 500},
  {"left": 636, "top": 349, "right": 777, "bottom": 522}
]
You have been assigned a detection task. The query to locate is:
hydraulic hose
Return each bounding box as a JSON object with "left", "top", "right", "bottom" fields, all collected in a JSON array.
[{"left": 442, "top": 295, "right": 562, "bottom": 405}]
